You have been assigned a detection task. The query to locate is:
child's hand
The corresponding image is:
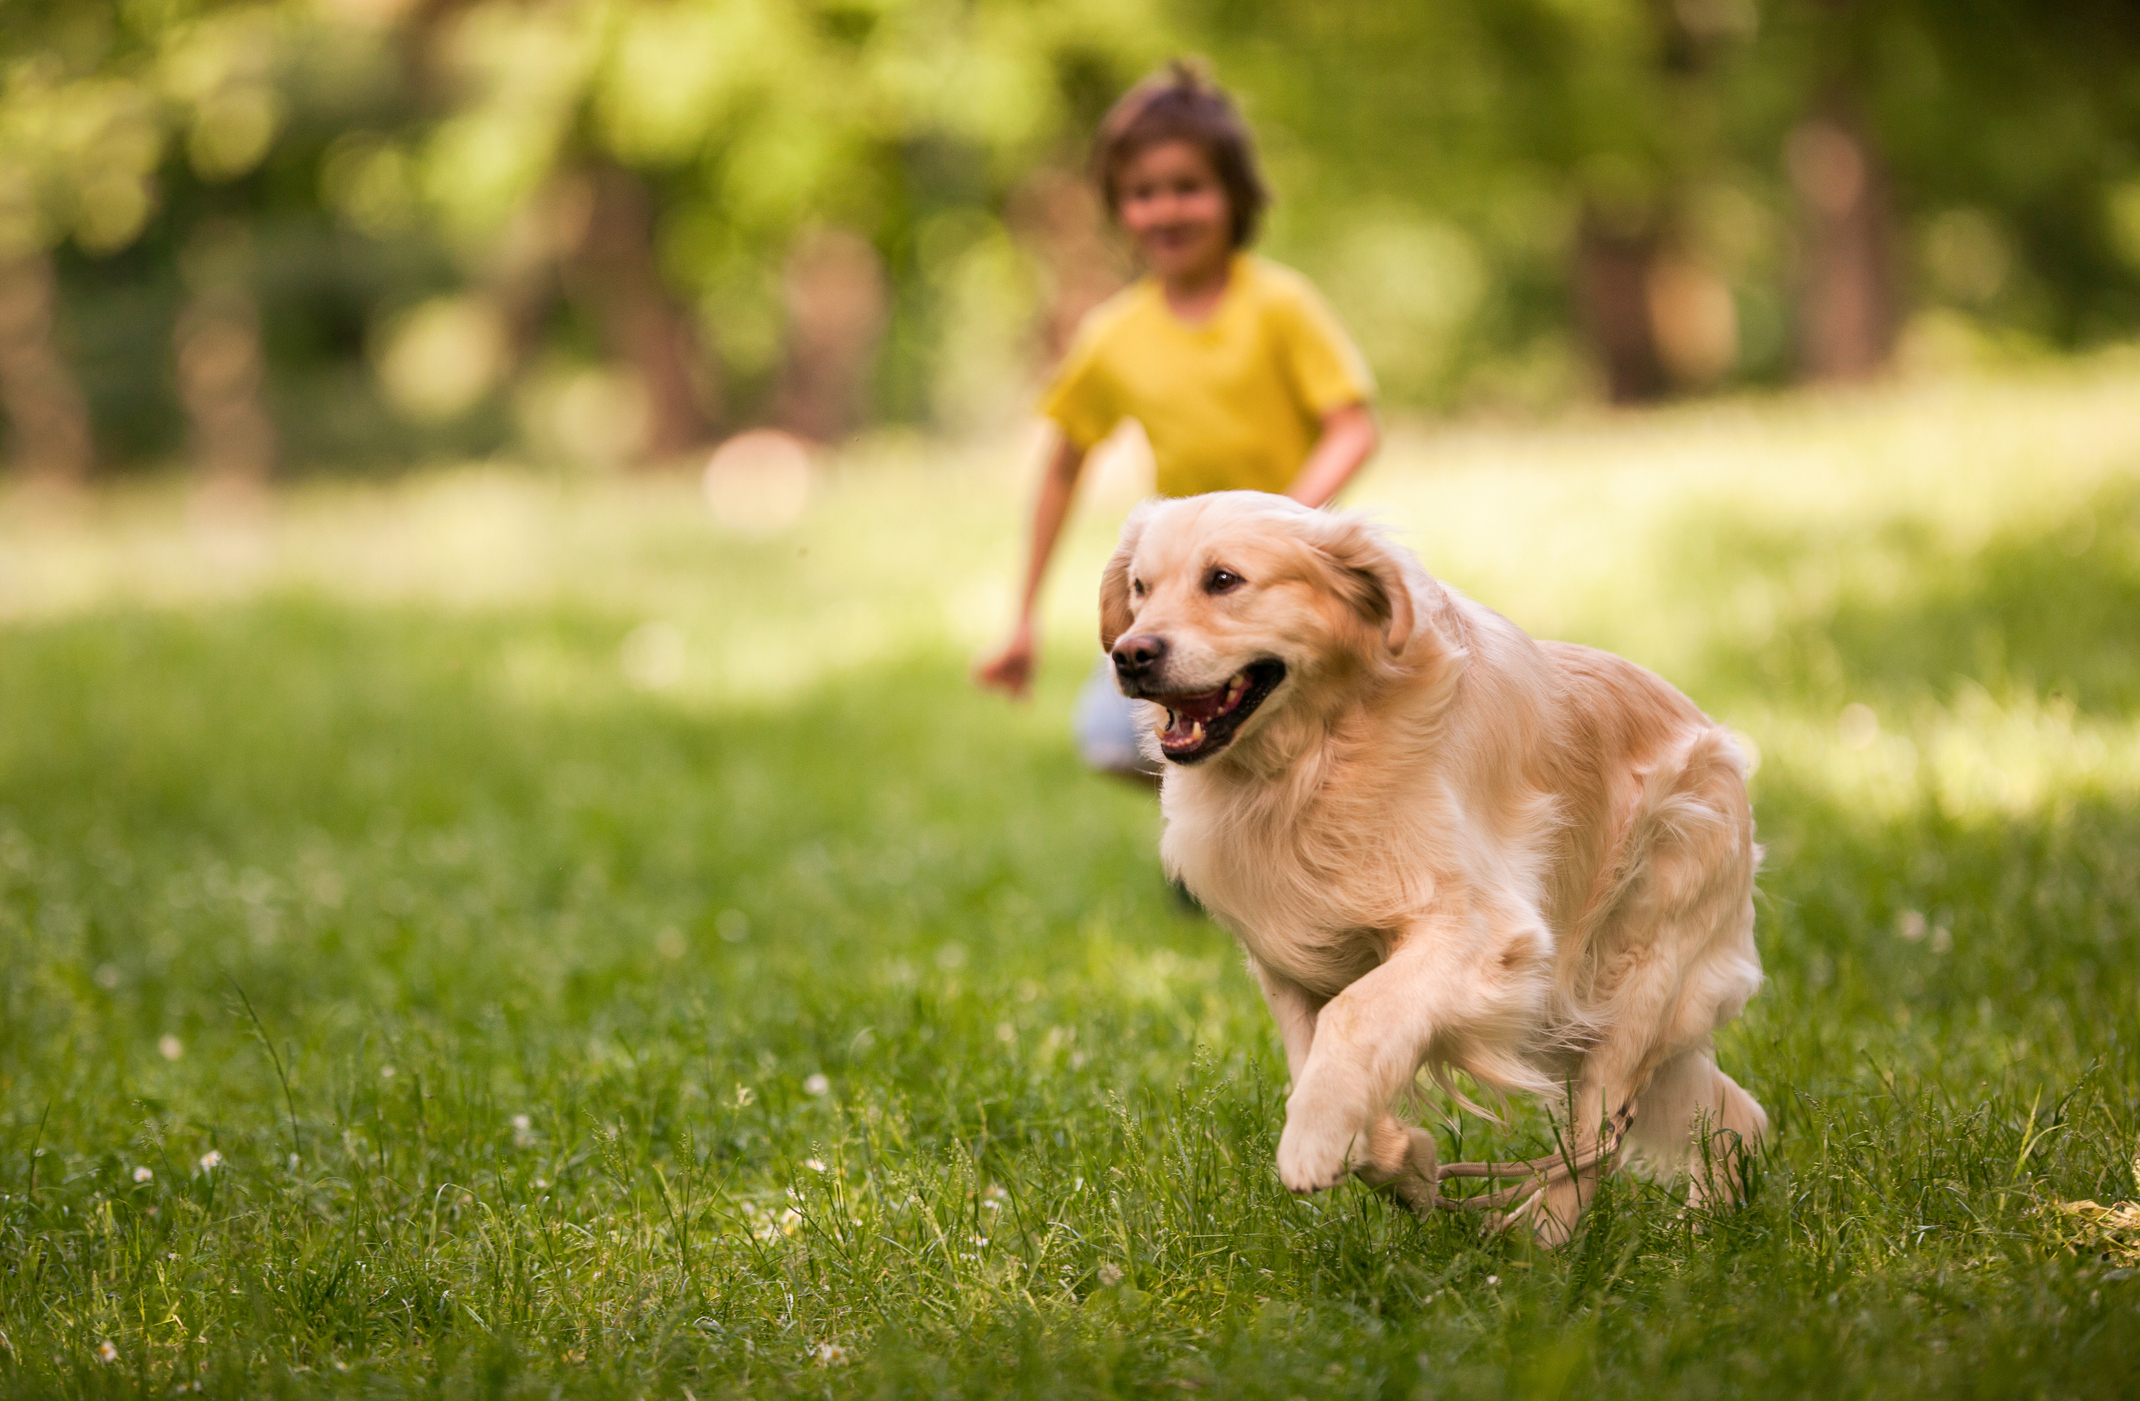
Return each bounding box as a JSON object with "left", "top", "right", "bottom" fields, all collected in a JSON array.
[{"left": 974, "top": 625, "right": 1037, "bottom": 699}]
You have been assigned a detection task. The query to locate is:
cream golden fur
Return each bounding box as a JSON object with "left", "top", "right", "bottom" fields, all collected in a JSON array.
[{"left": 1099, "top": 491, "right": 1767, "bottom": 1243}]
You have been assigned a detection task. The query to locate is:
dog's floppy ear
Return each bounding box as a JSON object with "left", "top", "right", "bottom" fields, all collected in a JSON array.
[
  {"left": 1304, "top": 511, "right": 1416, "bottom": 654},
  {"left": 1098, "top": 501, "right": 1154, "bottom": 652}
]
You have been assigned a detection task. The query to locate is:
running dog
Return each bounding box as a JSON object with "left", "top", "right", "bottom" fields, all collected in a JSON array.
[{"left": 1100, "top": 491, "right": 1767, "bottom": 1243}]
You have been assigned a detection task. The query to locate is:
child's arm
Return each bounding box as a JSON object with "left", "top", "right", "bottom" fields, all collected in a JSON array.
[
  {"left": 975, "top": 431, "right": 1089, "bottom": 699},
  {"left": 1285, "top": 402, "right": 1379, "bottom": 508}
]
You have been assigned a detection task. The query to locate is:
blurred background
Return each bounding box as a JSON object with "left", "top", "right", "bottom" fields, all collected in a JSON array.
[
  {"left": 6, "top": 0, "right": 2140, "bottom": 483},
  {"left": 5, "top": 10, "right": 2140, "bottom": 1388}
]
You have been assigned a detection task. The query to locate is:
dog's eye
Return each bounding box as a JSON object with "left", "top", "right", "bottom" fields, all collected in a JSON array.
[
  {"left": 1204, "top": 567, "right": 1243, "bottom": 594},
  {"left": 1130, "top": 578, "right": 1146, "bottom": 599}
]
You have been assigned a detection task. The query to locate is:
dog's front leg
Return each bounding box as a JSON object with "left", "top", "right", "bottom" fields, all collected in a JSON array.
[
  {"left": 1254, "top": 956, "right": 1441, "bottom": 1211},
  {"left": 1274, "top": 918, "right": 1481, "bottom": 1196},
  {"left": 1247, "top": 955, "right": 1322, "bottom": 1086}
]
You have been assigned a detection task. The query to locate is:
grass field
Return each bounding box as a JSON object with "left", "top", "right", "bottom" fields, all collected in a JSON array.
[{"left": 3, "top": 359, "right": 2139, "bottom": 1398}]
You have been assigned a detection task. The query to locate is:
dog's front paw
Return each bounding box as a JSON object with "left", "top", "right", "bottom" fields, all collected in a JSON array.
[{"left": 1275, "top": 1098, "right": 1367, "bottom": 1194}]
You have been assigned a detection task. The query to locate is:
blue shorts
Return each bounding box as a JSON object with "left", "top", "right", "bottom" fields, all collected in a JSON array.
[{"left": 1073, "top": 655, "right": 1162, "bottom": 777}]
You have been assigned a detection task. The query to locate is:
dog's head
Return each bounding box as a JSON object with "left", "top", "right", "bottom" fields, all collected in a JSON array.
[{"left": 1099, "top": 492, "right": 1418, "bottom": 766}]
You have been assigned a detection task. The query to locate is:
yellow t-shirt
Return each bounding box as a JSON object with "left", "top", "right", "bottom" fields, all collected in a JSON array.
[{"left": 1039, "top": 254, "right": 1375, "bottom": 498}]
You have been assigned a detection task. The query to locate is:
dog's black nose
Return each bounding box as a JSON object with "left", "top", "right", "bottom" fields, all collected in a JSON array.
[{"left": 1112, "top": 633, "right": 1168, "bottom": 681}]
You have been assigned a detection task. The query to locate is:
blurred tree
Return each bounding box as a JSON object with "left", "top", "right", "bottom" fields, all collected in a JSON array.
[
  {"left": 1192, "top": 0, "right": 1770, "bottom": 404},
  {"left": 0, "top": 0, "right": 479, "bottom": 476},
  {"left": 1784, "top": 0, "right": 2140, "bottom": 355},
  {"left": 403, "top": 0, "right": 1167, "bottom": 453},
  {"left": 0, "top": 253, "right": 94, "bottom": 480},
  {"left": 5, "top": 0, "right": 2140, "bottom": 472},
  {"left": 1197, "top": 0, "right": 2140, "bottom": 402}
]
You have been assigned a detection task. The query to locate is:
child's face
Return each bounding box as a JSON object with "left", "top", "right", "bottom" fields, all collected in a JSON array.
[{"left": 1115, "top": 140, "right": 1232, "bottom": 282}]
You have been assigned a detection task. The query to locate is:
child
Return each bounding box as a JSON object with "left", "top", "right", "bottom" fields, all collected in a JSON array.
[{"left": 974, "top": 62, "right": 1379, "bottom": 775}]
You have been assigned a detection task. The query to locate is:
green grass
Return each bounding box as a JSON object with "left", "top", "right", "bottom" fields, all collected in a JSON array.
[{"left": 4, "top": 360, "right": 2140, "bottom": 1397}]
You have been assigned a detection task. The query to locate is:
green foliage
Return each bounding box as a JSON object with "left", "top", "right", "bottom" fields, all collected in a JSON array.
[
  {"left": 3, "top": 364, "right": 2140, "bottom": 1394},
  {"left": 8, "top": 1, "right": 2140, "bottom": 466},
  {"left": 3, "top": 0, "right": 1175, "bottom": 462}
]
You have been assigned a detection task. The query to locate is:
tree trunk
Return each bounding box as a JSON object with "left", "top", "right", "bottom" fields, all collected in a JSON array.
[
  {"left": 773, "top": 227, "right": 886, "bottom": 445},
  {"left": 1788, "top": 99, "right": 1895, "bottom": 382},
  {"left": 0, "top": 253, "right": 95, "bottom": 481},
  {"left": 1574, "top": 204, "right": 1669, "bottom": 404},
  {"left": 175, "top": 289, "right": 277, "bottom": 485},
  {"left": 560, "top": 162, "right": 717, "bottom": 462}
]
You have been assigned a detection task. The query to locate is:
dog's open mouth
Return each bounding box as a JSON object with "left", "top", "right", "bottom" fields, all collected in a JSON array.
[{"left": 1150, "top": 660, "right": 1286, "bottom": 764}]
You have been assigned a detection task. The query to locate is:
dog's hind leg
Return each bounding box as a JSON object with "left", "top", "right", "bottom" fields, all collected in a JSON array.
[
  {"left": 1515, "top": 1081, "right": 1641, "bottom": 1245},
  {"left": 1690, "top": 1065, "right": 1767, "bottom": 1211},
  {"left": 1442, "top": 902, "right": 1695, "bottom": 1243},
  {"left": 1621, "top": 1047, "right": 1767, "bottom": 1212},
  {"left": 1437, "top": 939, "right": 1672, "bottom": 1244},
  {"left": 1519, "top": 732, "right": 1762, "bottom": 1244}
]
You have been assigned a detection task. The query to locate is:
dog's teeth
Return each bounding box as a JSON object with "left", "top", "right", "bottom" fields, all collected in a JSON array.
[{"left": 1189, "top": 720, "right": 1205, "bottom": 745}]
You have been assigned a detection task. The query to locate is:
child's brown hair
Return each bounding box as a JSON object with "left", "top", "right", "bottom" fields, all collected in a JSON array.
[{"left": 1093, "top": 60, "right": 1270, "bottom": 248}]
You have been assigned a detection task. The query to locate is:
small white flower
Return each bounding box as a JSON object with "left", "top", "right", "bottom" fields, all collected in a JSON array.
[
  {"left": 751, "top": 1202, "right": 808, "bottom": 1241},
  {"left": 510, "top": 1114, "right": 535, "bottom": 1147},
  {"left": 812, "top": 1341, "right": 850, "bottom": 1366},
  {"left": 157, "top": 1035, "right": 184, "bottom": 1061},
  {"left": 1486, "top": 1274, "right": 1499, "bottom": 1286},
  {"left": 983, "top": 1184, "right": 1008, "bottom": 1210},
  {"left": 803, "top": 1073, "right": 830, "bottom": 1096},
  {"left": 1097, "top": 1261, "right": 1124, "bottom": 1287},
  {"left": 379, "top": 1065, "right": 396, "bottom": 1079},
  {"left": 132, "top": 1166, "right": 153, "bottom": 1183},
  {"left": 95, "top": 1340, "right": 118, "bottom": 1363},
  {"left": 198, "top": 1150, "right": 223, "bottom": 1171},
  {"left": 511, "top": 1114, "right": 531, "bottom": 1131},
  {"left": 804, "top": 1157, "right": 827, "bottom": 1173}
]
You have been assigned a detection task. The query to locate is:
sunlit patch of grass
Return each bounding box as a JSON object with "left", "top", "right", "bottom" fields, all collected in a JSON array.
[
  {"left": 2, "top": 357, "right": 2139, "bottom": 1396},
  {"left": 1735, "top": 689, "right": 2140, "bottom": 824}
]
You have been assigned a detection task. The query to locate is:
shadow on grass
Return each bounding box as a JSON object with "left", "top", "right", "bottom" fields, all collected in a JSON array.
[{"left": 1683, "top": 475, "right": 2140, "bottom": 712}]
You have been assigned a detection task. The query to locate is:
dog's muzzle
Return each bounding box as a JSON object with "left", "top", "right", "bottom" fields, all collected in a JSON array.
[{"left": 1111, "top": 641, "right": 1286, "bottom": 764}]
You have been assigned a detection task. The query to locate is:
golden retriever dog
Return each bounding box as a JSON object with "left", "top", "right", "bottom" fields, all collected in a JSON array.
[{"left": 1100, "top": 492, "right": 1767, "bottom": 1243}]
